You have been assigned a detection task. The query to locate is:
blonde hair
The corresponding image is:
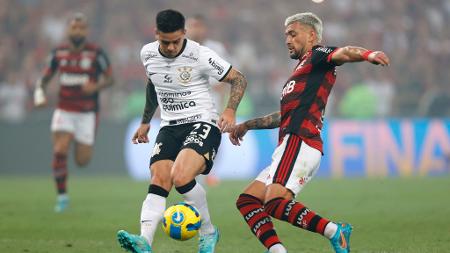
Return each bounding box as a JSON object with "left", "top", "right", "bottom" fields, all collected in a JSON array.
[{"left": 285, "top": 12, "right": 323, "bottom": 43}]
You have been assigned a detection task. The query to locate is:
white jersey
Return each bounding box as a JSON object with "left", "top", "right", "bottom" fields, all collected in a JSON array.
[{"left": 140, "top": 39, "right": 232, "bottom": 127}]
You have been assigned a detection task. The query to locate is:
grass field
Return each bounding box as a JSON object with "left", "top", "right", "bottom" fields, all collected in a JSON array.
[{"left": 1, "top": 176, "right": 449, "bottom": 253}]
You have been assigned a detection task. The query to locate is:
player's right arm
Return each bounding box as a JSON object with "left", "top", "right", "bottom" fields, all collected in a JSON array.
[
  {"left": 34, "top": 49, "right": 58, "bottom": 107},
  {"left": 229, "top": 111, "right": 280, "bottom": 146},
  {"left": 132, "top": 79, "right": 159, "bottom": 144}
]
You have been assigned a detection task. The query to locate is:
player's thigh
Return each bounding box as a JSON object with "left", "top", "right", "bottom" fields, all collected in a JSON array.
[
  {"left": 74, "top": 142, "right": 93, "bottom": 167},
  {"left": 150, "top": 126, "right": 182, "bottom": 168},
  {"left": 178, "top": 122, "right": 221, "bottom": 177},
  {"left": 73, "top": 111, "right": 96, "bottom": 146},
  {"left": 264, "top": 134, "right": 321, "bottom": 201},
  {"left": 171, "top": 148, "right": 207, "bottom": 187},
  {"left": 51, "top": 109, "right": 75, "bottom": 154},
  {"left": 150, "top": 160, "right": 174, "bottom": 191}
]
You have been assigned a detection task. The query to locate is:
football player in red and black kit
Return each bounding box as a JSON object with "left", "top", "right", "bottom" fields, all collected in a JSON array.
[
  {"left": 34, "top": 13, "right": 113, "bottom": 212},
  {"left": 230, "top": 13, "right": 389, "bottom": 253}
]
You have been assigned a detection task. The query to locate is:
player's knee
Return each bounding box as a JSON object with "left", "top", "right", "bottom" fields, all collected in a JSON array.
[
  {"left": 151, "top": 172, "right": 171, "bottom": 189},
  {"left": 75, "top": 156, "right": 90, "bottom": 167},
  {"left": 172, "top": 173, "right": 192, "bottom": 188}
]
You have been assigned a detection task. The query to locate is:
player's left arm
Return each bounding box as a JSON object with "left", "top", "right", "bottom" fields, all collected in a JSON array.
[
  {"left": 331, "top": 46, "right": 390, "bottom": 66},
  {"left": 83, "top": 48, "right": 114, "bottom": 94},
  {"left": 218, "top": 67, "right": 248, "bottom": 132}
]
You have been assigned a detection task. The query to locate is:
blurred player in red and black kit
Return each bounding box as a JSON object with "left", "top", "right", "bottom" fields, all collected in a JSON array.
[
  {"left": 230, "top": 13, "right": 390, "bottom": 253},
  {"left": 34, "top": 13, "right": 114, "bottom": 213}
]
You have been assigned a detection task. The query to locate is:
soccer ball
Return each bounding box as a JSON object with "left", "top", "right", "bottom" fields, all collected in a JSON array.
[{"left": 162, "top": 202, "right": 202, "bottom": 241}]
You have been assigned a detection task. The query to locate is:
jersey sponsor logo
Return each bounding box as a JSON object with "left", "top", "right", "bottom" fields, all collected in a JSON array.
[
  {"left": 144, "top": 51, "right": 158, "bottom": 61},
  {"left": 296, "top": 208, "right": 311, "bottom": 228},
  {"left": 208, "top": 58, "right": 224, "bottom": 75},
  {"left": 80, "top": 57, "right": 92, "bottom": 70},
  {"left": 172, "top": 114, "right": 201, "bottom": 124},
  {"left": 244, "top": 207, "right": 264, "bottom": 221},
  {"left": 177, "top": 66, "right": 193, "bottom": 84},
  {"left": 253, "top": 217, "right": 271, "bottom": 235},
  {"left": 60, "top": 59, "right": 68, "bottom": 66},
  {"left": 281, "top": 80, "right": 296, "bottom": 98},
  {"left": 183, "top": 134, "right": 204, "bottom": 147},
  {"left": 162, "top": 100, "right": 197, "bottom": 111},
  {"left": 163, "top": 74, "right": 173, "bottom": 83},
  {"left": 315, "top": 47, "right": 332, "bottom": 54},
  {"left": 158, "top": 91, "right": 191, "bottom": 98},
  {"left": 181, "top": 52, "right": 198, "bottom": 61},
  {"left": 283, "top": 200, "right": 296, "bottom": 216},
  {"left": 59, "top": 73, "right": 89, "bottom": 86}
]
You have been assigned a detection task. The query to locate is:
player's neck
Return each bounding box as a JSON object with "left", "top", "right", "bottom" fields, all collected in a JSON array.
[{"left": 70, "top": 42, "right": 86, "bottom": 52}]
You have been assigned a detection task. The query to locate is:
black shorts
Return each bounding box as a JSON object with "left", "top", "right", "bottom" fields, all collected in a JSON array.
[{"left": 149, "top": 122, "right": 221, "bottom": 175}]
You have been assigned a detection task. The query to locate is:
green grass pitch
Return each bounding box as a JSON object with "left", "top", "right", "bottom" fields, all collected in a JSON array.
[{"left": 1, "top": 176, "right": 449, "bottom": 253}]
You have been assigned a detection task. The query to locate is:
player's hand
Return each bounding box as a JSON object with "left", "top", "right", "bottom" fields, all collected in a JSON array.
[
  {"left": 132, "top": 123, "right": 151, "bottom": 144},
  {"left": 81, "top": 81, "right": 98, "bottom": 95},
  {"left": 367, "top": 51, "right": 390, "bottom": 66},
  {"left": 218, "top": 108, "right": 236, "bottom": 133},
  {"left": 33, "top": 87, "right": 47, "bottom": 108},
  {"left": 228, "top": 123, "right": 248, "bottom": 146}
]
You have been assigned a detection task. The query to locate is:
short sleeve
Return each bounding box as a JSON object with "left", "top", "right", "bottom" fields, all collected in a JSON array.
[
  {"left": 311, "top": 46, "right": 338, "bottom": 68},
  {"left": 95, "top": 48, "right": 112, "bottom": 75},
  {"left": 199, "top": 45, "right": 232, "bottom": 81},
  {"left": 43, "top": 49, "right": 58, "bottom": 76}
]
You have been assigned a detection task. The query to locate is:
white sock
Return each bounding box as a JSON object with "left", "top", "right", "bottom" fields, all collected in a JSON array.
[
  {"left": 57, "top": 194, "right": 68, "bottom": 201},
  {"left": 182, "top": 182, "right": 215, "bottom": 235},
  {"left": 140, "top": 193, "right": 166, "bottom": 245},
  {"left": 324, "top": 222, "right": 338, "bottom": 239},
  {"left": 269, "top": 243, "right": 288, "bottom": 253}
]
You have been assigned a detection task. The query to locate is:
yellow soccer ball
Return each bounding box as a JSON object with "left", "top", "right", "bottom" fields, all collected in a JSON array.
[{"left": 162, "top": 202, "right": 202, "bottom": 241}]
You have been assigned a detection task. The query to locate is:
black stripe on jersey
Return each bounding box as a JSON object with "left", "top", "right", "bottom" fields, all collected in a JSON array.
[{"left": 286, "top": 62, "right": 329, "bottom": 134}]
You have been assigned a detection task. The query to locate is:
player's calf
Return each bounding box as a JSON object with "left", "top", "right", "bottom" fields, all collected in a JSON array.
[
  {"left": 264, "top": 197, "right": 338, "bottom": 239},
  {"left": 236, "top": 193, "right": 286, "bottom": 253}
]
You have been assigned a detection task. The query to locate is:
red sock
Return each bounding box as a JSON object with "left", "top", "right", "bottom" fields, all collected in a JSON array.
[
  {"left": 265, "top": 197, "right": 329, "bottom": 235},
  {"left": 236, "top": 194, "right": 282, "bottom": 250},
  {"left": 52, "top": 153, "right": 67, "bottom": 194}
]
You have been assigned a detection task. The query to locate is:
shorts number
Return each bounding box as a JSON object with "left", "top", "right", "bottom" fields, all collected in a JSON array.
[{"left": 190, "top": 123, "right": 211, "bottom": 139}]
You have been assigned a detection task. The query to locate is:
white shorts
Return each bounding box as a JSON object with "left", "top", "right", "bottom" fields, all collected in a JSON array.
[
  {"left": 51, "top": 109, "right": 97, "bottom": 145},
  {"left": 255, "top": 134, "right": 321, "bottom": 195}
]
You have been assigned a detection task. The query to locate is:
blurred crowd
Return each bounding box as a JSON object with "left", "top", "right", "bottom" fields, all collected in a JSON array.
[{"left": 1, "top": 0, "right": 450, "bottom": 124}]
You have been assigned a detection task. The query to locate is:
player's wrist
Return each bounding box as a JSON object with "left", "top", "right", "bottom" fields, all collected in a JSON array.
[{"left": 362, "top": 50, "right": 374, "bottom": 62}]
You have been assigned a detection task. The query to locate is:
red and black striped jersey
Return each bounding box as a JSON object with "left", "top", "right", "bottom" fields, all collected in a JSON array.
[
  {"left": 44, "top": 42, "right": 112, "bottom": 112},
  {"left": 279, "top": 45, "right": 338, "bottom": 153}
]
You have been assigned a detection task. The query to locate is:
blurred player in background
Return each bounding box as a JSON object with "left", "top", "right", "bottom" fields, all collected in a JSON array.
[
  {"left": 186, "top": 14, "right": 230, "bottom": 187},
  {"left": 116, "top": 9, "right": 247, "bottom": 253},
  {"left": 34, "top": 13, "right": 114, "bottom": 213},
  {"left": 230, "top": 12, "right": 390, "bottom": 253}
]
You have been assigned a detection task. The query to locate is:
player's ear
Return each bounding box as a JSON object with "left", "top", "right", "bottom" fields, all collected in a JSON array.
[
  {"left": 308, "top": 29, "right": 316, "bottom": 45},
  {"left": 155, "top": 28, "right": 159, "bottom": 39}
]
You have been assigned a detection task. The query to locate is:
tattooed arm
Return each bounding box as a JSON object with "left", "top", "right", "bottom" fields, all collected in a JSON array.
[
  {"left": 217, "top": 68, "right": 248, "bottom": 132},
  {"left": 229, "top": 111, "right": 281, "bottom": 146},
  {"left": 132, "top": 79, "right": 158, "bottom": 144},
  {"left": 244, "top": 111, "right": 281, "bottom": 130}
]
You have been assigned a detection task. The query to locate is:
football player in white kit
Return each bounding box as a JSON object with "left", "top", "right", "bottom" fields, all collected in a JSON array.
[{"left": 117, "top": 9, "right": 247, "bottom": 253}]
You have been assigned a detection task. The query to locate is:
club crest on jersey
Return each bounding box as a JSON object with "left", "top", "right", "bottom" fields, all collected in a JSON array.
[
  {"left": 80, "top": 57, "right": 92, "bottom": 70},
  {"left": 177, "top": 66, "right": 193, "bottom": 85}
]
